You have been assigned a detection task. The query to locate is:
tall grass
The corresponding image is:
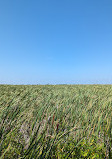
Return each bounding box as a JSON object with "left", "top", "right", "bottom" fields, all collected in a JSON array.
[{"left": 0, "top": 85, "right": 112, "bottom": 158}]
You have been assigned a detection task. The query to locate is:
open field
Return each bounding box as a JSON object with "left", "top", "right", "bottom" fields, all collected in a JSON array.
[{"left": 0, "top": 85, "right": 112, "bottom": 158}]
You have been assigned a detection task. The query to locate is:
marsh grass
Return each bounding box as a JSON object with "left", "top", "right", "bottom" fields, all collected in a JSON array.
[{"left": 0, "top": 85, "right": 112, "bottom": 158}]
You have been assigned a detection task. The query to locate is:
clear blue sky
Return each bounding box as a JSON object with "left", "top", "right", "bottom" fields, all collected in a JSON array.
[{"left": 0, "top": 0, "right": 112, "bottom": 84}]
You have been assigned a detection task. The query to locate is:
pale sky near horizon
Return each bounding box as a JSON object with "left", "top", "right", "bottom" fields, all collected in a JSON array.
[{"left": 0, "top": 0, "right": 112, "bottom": 84}]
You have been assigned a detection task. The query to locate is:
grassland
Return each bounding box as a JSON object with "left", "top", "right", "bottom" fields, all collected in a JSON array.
[{"left": 0, "top": 84, "right": 112, "bottom": 158}]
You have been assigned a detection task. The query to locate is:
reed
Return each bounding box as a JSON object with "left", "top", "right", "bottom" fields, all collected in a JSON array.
[{"left": 0, "top": 85, "right": 112, "bottom": 158}]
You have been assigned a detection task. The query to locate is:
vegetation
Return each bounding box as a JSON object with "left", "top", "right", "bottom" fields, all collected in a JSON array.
[{"left": 0, "top": 84, "right": 112, "bottom": 158}]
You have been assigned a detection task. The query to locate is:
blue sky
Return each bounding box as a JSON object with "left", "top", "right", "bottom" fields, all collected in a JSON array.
[{"left": 0, "top": 0, "right": 112, "bottom": 84}]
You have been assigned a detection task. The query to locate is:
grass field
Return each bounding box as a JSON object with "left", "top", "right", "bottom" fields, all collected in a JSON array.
[{"left": 0, "top": 84, "right": 112, "bottom": 158}]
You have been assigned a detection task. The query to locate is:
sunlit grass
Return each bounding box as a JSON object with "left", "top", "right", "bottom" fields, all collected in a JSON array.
[{"left": 0, "top": 85, "right": 112, "bottom": 158}]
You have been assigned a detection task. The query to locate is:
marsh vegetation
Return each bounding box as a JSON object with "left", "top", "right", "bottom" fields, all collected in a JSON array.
[{"left": 0, "top": 85, "right": 112, "bottom": 158}]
